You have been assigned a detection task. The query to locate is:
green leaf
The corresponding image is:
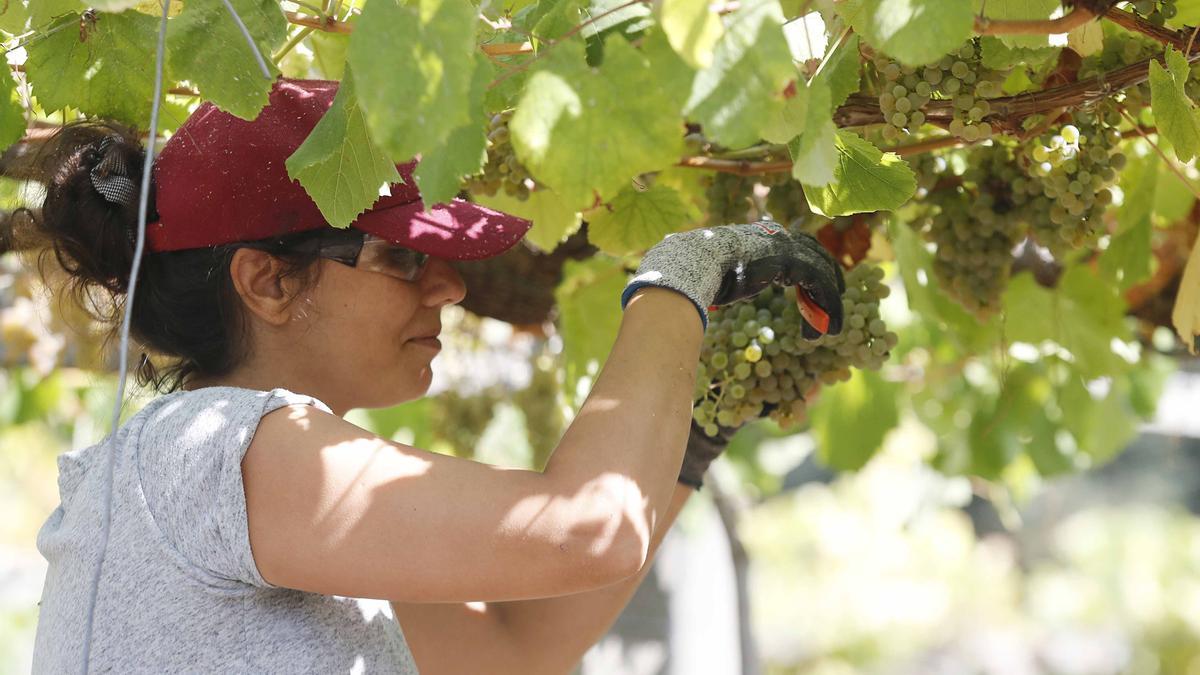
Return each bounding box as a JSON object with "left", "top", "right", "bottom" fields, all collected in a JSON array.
[
  {"left": 587, "top": 183, "right": 692, "bottom": 256},
  {"left": 510, "top": 38, "right": 687, "bottom": 209},
  {"left": 348, "top": 0, "right": 478, "bottom": 162},
  {"left": 814, "top": 33, "right": 861, "bottom": 109},
  {"left": 683, "top": 0, "right": 795, "bottom": 149},
  {"left": 167, "top": 0, "right": 286, "bottom": 120},
  {"left": 0, "top": 69, "right": 25, "bottom": 152},
  {"left": 1059, "top": 376, "right": 1139, "bottom": 466},
  {"left": 0, "top": 0, "right": 29, "bottom": 34},
  {"left": 1100, "top": 150, "right": 1156, "bottom": 290},
  {"left": 413, "top": 52, "right": 491, "bottom": 206},
  {"left": 838, "top": 0, "right": 974, "bottom": 67},
  {"left": 1066, "top": 20, "right": 1103, "bottom": 57},
  {"left": 530, "top": 0, "right": 581, "bottom": 43},
  {"left": 285, "top": 70, "right": 401, "bottom": 229},
  {"left": 29, "top": 0, "right": 74, "bottom": 28},
  {"left": 761, "top": 80, "right": 812, "bottom": 145},
  {"left": 25, "top": 11, "right": 161, "bottom": 126},
  {"left": 778, "top": 78, "right": 838, "bottom": 184},
  {"left": 555, "top": 258, "right": 626, "bottom": 404},
  {"left": 657, "top": 0, "right": 724, "bottom": 69},
  {"left": 1149, "top": 47, "right": 1200, "bottom": 164},
  {"left": 90, "top": 0, "right": 142, "bottom": 11},
  {"left": 309, "top": 31, "right": 350, "bottom": 80},
  {"left": 809, "top": 369, "right": 899, "bottom": 471},
  {"left": 474, "top": 188, "right": 582, "bottom": 252},
  {"left": 1154, "top": 159, "right": 1197, "bottom": 223},
  {"left": 802, "top": 130, "right": 916, "bottom": 216},
  {"left": 977, "top": 0, "right": 1058, "bottom": 49},
  {"left": 1002, "top": 267, "right": 1132, "bottom": 379},
  {"left": 979, "top": 36, "right": 1059, "bottom": 71}
]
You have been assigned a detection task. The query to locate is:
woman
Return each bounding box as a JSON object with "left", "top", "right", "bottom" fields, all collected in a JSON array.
[{"left": 20, "top": 78, "right": 844, "bottom": 673}]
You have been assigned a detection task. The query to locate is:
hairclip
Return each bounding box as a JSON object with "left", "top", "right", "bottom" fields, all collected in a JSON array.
[{"left": 89, "top": 135, "right": 138, "bottom": 245}]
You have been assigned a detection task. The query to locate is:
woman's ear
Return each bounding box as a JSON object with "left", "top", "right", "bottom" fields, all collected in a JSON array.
[{"left": 228, "top": 248, "right": 306, "bottom": 327}]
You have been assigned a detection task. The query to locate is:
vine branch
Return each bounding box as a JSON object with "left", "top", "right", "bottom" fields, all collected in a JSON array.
[
  {"left": 974, "top": 6, "right": 1096, "bottom": 35},
  {"left": 1102, "top": 6, "right": 1200, "bottom": 53}
]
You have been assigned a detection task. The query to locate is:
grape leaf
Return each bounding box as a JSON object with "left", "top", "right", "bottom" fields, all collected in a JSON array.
[
  {"left": 530, "top": 0, "right": 581, "bottom": 43},
  {"left": 1002, "top": 267, "right": 1132, "bottom": 379},
  {"left": 809, "top": 368, "right": 900, "bottom": 471},
  {"left": 0, "top": 68, "right": 24, "bottom": 152},
  {"left": 815, "top": 33, "right": 861, "bottom": 109},
  {"left": 348, "top": 0, "right": 478, "bottom": 162},
  {"left": 413, "top": 52, "right": 491, "bottom": 206},
  {"left": 762, "top": 80, "right": 813, "bottom": 145},
  {"left": 309, "top": 31, "right": 350, "bottom": 80},
  {"left": 1148, "top": 47, "right": 1200, "bottom": 164},
  {"left": 1059, "top": 375, "right": 1139, "bottom": 466},
  {"left": 838, "top": 0, "right": 974, "bottom": 67},
  {"left": 167, "top": 0, "right": 286, "bottom": 120},
  {"left": 555, "top": 258, "right": 626, "bottom": 405},
  {"left": 285, "top": 70, "right": 401, "bottom": 229},
  {"left": 979, "top": 36, "right": 1059, "bottom": 71},
  {"left": 803, "top": 130, "right": 917, "bottom": 216},
  {"left": 587, "top": 183, "right": 692, "bottom": 256},
  {"left": 509, "top": 38, "right": 687, "bottom": 210},
  {"left": 683, "top": 0, "right": 795, "bottom": 149},
  {"left": 1100, "top": 149, "right": 1155, "bottom": 290},
  {"left": 1066, "top": 20, "right": 1103, "bottom": 57},
  {"left": 0, "top": 0, "right": 29, "bottom": 34},
  {"left": 29, "top": 0, "right": 74, "bottom": 28},
  {"left": 90, "top": 0, "right": 142, "bottom": 11},
  {"left": 977, "top": 0, "right": 1058, "bottom": 49},
  {"left": 475, "top": 188, "right": 582, "bottom": 253},
  {"left": 25, "top": 11, "right": 161, "bottom": 126},
  {"left": 788, "top": 117, "right": 838, "bottom": 186},
  {"left": 656, "top": 0, "right": 723, "bottom": 69},
  {"left": 775, "top": 77, "right": 838, "bottom": 185}
]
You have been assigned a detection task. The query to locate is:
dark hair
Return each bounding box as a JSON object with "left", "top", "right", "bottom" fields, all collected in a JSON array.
[{"left": 3, "top": 121, "right": 326, "bottom": 393}]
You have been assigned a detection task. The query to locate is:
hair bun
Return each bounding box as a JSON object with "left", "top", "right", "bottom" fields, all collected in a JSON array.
[{"left": 30, "top": 122, "right": 152, "bottom": 295}]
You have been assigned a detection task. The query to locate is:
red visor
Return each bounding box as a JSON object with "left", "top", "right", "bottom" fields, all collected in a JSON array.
[{"left": 146, "top": 78, "right": 531, "bottom": 260}]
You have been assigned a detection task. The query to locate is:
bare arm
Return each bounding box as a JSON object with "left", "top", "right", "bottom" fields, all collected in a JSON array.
[
  {"left": 243, "top": 287, "right": 704, "bottom": 603},
  {"left": 390, "top": 483, "right": 694, "bottom": 675}
]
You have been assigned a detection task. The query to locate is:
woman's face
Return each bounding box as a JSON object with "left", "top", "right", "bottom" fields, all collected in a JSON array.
[{"left": 283, "top": 253, "right": 467, "bottom": 412}]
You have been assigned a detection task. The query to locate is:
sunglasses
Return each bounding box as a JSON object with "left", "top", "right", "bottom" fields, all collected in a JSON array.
[{"left": 234, "top": 228, "right": 430, "bottom": 283}]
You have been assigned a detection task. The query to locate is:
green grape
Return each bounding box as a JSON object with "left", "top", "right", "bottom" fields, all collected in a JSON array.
[
  {"left": 464, "top": 110, "right": 535, "bottom": 200},
  {"left": 744, "top": 343, "right": 763, "bottom": 363}
]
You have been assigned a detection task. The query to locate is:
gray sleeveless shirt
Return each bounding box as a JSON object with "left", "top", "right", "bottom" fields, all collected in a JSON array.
[{"left": 32, "top": 386, "right": 419, "bottom": 673}]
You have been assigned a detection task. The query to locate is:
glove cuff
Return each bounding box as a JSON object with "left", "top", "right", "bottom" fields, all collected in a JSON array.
[{"left": 621, "top": 279, "right": 709, "bottom": 329}]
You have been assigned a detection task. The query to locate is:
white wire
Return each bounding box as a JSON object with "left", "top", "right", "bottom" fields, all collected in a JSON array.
[
  {"left": 78, "top": 1, "right": 171, "bottom": 672},
  {"left": 219, "top": 0, "right": 274, "bottom": 79}
]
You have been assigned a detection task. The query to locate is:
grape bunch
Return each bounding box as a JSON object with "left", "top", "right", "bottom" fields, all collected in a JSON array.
[
  {"left": 873, "top": 41, "right": 1003, "bottom": 143},
  {"left": 1129, "top": 0, "right": 1179, "bottom": 25},
  {"left": 705, "top": 172, "right": 758, "bottom": 226},
  {"left": 692, "top": 264, "right": 896, "bottom": 435},
  {"left": 1014, "top": 114, "right": 1123, "bottom": 254},
  {"left": 915, "top": 145, "right": 1026, "bottom": 315},
  {"left": 764, "top": 177, "right": 811, "bottom": 229},
  {"left": 429, "top": 387, "right": 504, "bottom": 460},
  {"left": 513, "top": 353, "right": 566, "bottom": 472},
  {"left": 873, "top": 56, "right": 932, "bottom": 143},
  {"left": 1078, "top": 31, "right": 1158, "bottom": 110},
  {"left": 463, "top": 110, "right": 535, "bottom": 200}
]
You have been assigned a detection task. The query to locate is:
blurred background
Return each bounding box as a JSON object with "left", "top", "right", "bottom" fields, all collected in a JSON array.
[{"left": 3, "top": 232, "right": 1199, "bottom": 675}]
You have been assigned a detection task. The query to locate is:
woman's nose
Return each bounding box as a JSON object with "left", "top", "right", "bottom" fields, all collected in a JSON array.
[{"left": 420, "top": 257, "right": 467, "bottom": 307}]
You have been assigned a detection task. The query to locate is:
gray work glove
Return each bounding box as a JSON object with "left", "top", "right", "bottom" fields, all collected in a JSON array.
[
  {"left": 620, "top": 219, "right": 845, "bottom": 335},
  {"left": 677, "top": 402, "right": 780, "bottom": 490}
]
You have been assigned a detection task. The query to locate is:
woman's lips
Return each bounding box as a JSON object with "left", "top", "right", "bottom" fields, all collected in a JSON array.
[{"left": 409, "top": 336, "right": 442, "bottom": 351}]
